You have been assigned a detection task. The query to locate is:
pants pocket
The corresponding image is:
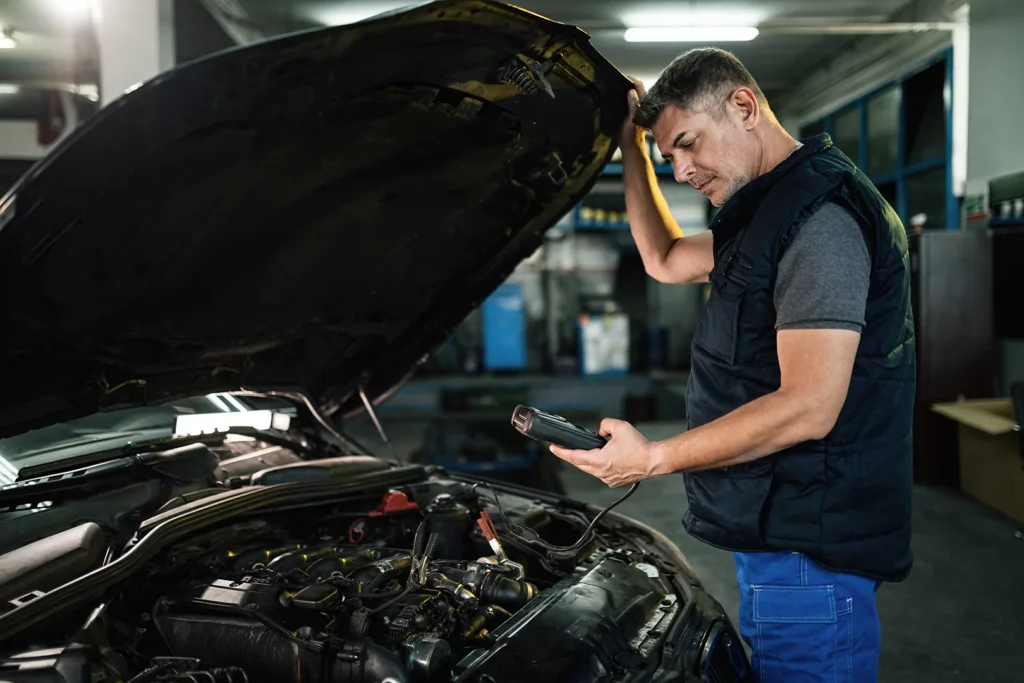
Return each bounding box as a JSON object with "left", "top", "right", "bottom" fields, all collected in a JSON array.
[{"left": 752, "top": 585, "right": 853, "bottom": 683}]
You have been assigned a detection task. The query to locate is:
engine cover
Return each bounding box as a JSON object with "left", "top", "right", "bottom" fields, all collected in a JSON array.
[{"left": 453, "top": 553, "right": 674, "bottom": 682}]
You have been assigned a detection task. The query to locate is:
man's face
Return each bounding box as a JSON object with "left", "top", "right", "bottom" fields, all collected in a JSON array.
[{"left": 651, "top": 102, "right": 758, "bottom": 207}]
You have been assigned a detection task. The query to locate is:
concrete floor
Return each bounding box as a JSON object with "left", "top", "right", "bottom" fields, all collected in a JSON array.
[{"left": 346, "top": 417, "right": 1024, "bottom": 682}]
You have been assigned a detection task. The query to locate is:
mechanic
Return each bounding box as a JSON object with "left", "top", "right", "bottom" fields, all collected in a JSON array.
[{"left": 551, "top": 48, "right": 915, "bottom": 682}]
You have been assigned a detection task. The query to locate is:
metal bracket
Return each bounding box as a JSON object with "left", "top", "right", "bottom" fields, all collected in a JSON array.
[
  {"left": 499, "top": 53, "right": 559, "bottom": 98},
  {"left": 629, "top": 593, "right": 679, "bottom": 658}
]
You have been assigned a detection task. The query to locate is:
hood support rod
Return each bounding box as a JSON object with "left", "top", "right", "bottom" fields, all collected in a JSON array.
[
  {"left": 234, "top": 388, "right": 363, "bottom": 455},
  {"left": 359, "top": 385, "right": 400, "bottom": 465}
]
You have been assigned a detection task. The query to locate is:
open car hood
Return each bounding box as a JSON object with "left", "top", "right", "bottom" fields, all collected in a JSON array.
[{"left": 0, "top": 0, "right": 630, "bottom": 438}]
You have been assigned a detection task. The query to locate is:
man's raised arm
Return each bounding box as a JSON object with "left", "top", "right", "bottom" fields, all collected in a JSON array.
[{"left": 620, "top": 81, "right": 713, "bottom": 285}]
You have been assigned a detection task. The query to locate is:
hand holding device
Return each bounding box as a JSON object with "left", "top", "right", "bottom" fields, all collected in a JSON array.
[{"left": 501, "top": 405, "right": 637, "bottom": 560}]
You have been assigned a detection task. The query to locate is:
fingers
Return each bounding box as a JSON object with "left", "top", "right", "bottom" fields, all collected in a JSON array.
[
  {"left": 599, "top": 418, "right": 626, "bottom": 438},
  {"left": 550, "top": 444, "right": 637, "bottom": 488},
  {"left": 625, "top": 76, "right": 646, "bottom": 117},
  {"left": 550, "top": 444, "right": 592, "bottom": 464},
  {"left": 550, "top": 445, "right": 612, "bottom": 484},
  {"left": 625, "top": 76, "right": 647, "bottom": 102},
  {"left": 627, "top": 88, "right": 640, "bottom": 110}
]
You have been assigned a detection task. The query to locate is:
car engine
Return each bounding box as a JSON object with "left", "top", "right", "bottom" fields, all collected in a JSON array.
[
  {"left": 0, "top": 473, "right": 745, "bottom": 683},
  {"left": 130, "top": 487, "right": 547, "bottom": 683}
]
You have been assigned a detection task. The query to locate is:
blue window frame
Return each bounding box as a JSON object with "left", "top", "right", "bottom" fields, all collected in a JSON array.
[{"left": 799, "top": 48, "right": 957, "bottom": 231}]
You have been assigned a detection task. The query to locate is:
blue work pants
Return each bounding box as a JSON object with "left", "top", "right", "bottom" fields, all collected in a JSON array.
[{"left": 734, "top": 551, "right": 882, "bottom": 682}]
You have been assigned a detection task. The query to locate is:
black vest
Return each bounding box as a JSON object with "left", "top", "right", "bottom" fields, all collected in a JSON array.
[{"left": 682, "top": 134, "right": 916, "bottom": 582}]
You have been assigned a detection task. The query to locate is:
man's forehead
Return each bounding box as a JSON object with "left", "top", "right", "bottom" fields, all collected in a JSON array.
[{"left": 651, "top": 105, "right": 702, "bottom": 143}]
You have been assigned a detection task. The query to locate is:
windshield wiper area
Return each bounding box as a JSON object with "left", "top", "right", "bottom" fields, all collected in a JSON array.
[
  {"left": 0, "top": 443, "right": 219, "bottom": 511},
  {"left": 14, "top": 425, "right": 317, "bottom": 482}
]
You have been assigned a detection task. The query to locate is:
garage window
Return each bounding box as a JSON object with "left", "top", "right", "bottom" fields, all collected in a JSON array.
[{"left": 799, "top": 49, "right": 955, "bottom": 231}]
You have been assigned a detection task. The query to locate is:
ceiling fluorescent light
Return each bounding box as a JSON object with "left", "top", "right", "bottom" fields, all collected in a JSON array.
[
  {"left": 0, "top": 28, "right": 16, "bottom": 49},
  {"left": 303, "top": 2, "right": 409, "bottom": 26},
  {"left": 624, "top": 26, "right": 759, "bottom": 42}
]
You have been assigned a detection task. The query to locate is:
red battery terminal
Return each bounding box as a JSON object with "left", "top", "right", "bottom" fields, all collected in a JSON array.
[{"left": 368, "top": 490, "right": 419, "bottom": 517}]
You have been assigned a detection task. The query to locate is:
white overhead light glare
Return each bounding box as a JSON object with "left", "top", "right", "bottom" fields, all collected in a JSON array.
[
  {"left": 0, "top": 28, "right": 16, "bottom": 49},
  {"left": 624, "top": 26, "right": 759, "bottom": 42},
  {"left": 46, "top": 0, "right": 95, "bottom": 21},
  {"left": 303, "top": 2, "right": 410, "bottom": 27}
]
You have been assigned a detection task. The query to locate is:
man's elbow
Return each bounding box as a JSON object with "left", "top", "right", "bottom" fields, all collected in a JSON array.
[
  {"left": 782, "top": 390, "right": 843, "bottom": 441},
  {"left": 644, "top": 261, "right": 689, "bottom": 284},
  {"left": 645, "top": 263, "right": 674, "bottom": 284},
  {"left": 804, "top": 412, "right": 839, "bottom": 441},
  {"left": 802, "top": 403, "right": 842, "bottom": 441}
]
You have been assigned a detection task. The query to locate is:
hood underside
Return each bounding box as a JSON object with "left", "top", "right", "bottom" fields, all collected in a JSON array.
[{"left": 0, "top": 0, "right": 630, "bottom": 438}]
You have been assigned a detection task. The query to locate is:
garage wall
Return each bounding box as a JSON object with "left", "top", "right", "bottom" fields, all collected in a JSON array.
[
  {"left": 965, "top": 0, "right": 1024, "bottom": 185},
  {"left": 966, "top": 0, "right": 1024, "bottom": 395},
  {"left": 96, "top": 0, "right": 173, "bottom": 105},
  {"left": 0, "top": 122, "right": 42, "bottom": 161}
]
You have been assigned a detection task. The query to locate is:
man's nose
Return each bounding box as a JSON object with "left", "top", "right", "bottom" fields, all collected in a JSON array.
[{"left": 673, "top": 156, "right": 696, "bottom": 184}]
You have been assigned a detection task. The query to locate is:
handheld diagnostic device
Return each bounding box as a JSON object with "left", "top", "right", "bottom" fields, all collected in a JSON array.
[{"left": 511, "top": 404, "right": 608, "bottom": 451}]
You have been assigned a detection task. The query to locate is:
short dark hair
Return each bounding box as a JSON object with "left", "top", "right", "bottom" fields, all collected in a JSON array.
[{"left": 634, "top": 48, "right": 767, "bottom": 129}]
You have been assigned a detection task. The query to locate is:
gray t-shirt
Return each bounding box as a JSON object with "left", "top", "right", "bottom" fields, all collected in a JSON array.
[{"left": 773, "top": 202, "right": 870, "bottom": 332}]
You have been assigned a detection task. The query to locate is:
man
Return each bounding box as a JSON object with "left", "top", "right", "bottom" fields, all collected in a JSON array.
[{"left": 551, "top": 48, "right": 915, "bottom": 682}]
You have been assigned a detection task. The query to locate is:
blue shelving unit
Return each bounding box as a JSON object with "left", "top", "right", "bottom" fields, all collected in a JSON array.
[
  {"left": 602, "top": 162, "right": 675, "bottom": 178},
  {"left": 574, "top": 161, "right": 676, "bottom": 228},
  {"left": 574, "top": 219, "right": 630, "bottom": 230},
  {"left": 570, "top": 203, "right": 629, "bottom": 230}
]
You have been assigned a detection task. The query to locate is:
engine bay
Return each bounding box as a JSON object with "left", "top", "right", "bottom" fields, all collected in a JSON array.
[{"left": 1, "top": 474, "right": 718, "bottom": 683}]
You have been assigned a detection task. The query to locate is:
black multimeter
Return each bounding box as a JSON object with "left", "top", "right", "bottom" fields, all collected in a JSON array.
[{"left": 511, "top": 405, "right": 608, "bottom": 451}]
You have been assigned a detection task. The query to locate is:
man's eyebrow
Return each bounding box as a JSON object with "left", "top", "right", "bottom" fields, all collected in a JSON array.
[{"left": 672, "top": 131, "right": 690, "bottom": 147}]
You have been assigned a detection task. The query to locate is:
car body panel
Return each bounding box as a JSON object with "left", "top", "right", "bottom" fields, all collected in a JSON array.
[{"left": 0, "top": 0, "right": 629, "bottom": 439}]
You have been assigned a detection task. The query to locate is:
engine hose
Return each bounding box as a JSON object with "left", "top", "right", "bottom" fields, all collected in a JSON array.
[
  {"left": 333, "top": 638, "right": 410, "bottom": 683},
  {"left": 365, "top": 584, "right": 413, "bottom": 615},
  {"left": 364, "top": 519, "right": 427, "bottom": 615},
  {"left": 424, "top": 572, "right": 477, "bottom": 605},
  {"left": 350, "top": 555, "right": 413, "bottom": 593},
  {"left": 473, "top": 482, "right": 639, "bottom": 559},
  {"left": 439, "top": 567, "right": 537, "bottom": 611}
]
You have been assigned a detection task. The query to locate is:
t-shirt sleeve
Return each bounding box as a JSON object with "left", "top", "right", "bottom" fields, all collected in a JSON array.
[{"left": 773, "top": 202, "right": 870, "bottom": 332}]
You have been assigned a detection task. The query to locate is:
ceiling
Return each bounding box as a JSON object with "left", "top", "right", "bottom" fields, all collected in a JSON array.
[
  {"left": 223, "top": 0, "right": 927, "bottom": 102},
  {"left": 0, "top": 0, "right": 96, "bottom": 84},
  {"left": 0, "top": 0, "right": 941, "bottom": 104}
]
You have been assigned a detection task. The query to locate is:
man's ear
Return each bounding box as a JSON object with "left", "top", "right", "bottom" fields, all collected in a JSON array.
[{"left": 730, "top": 87, "right": 760, "bottom": 131}]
